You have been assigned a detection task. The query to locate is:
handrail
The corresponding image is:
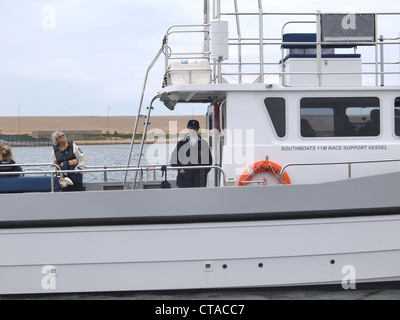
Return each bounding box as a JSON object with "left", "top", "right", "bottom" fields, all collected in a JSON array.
[
  {"left": 278, "top": 158, "right": 400, "bottom": 184},
  {"left": 124, "top": 34, "right": 166, "bottom": 187},
  {"left": 159, "top": 5, "right": 400, "bottom": 85},
  {"left": 0, "top": 163, "right": 61, "bottom": 171},
  {"left": 213, "top": 7, "right": 400, "bottom": 85},
  {"left": 0, "top": 164, "right": 227, "bottom": 189},
  {"left": 125, "top": 93, "right": 161, "bottom": 189},
  {"left": 164, "top": 24, "right": 210, "bottom": 70},
  {"left": 4, "top": 159, "right": 400, "bottom": 188}
]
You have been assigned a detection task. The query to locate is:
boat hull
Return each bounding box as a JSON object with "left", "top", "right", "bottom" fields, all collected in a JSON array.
[
  {"left": 1, "top": 172, "right": 400, "bottom": 294},
  {"left": 1, "top": 215, "right": 400, "bottom": 295}
]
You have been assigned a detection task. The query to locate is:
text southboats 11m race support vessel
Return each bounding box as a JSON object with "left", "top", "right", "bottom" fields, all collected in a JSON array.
[{"left": 1, "top": 1, "right": 400, "bottom": 295}]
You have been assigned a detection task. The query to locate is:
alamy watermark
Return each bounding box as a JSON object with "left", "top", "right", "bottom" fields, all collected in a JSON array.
[
  {"left": 342, "top": 265, "right": 357, "bottom": 290},
  {"left": 41, "top": 5, "right": 56, "bottom": 30},
  {"left": 145, "top": 122, "right": 255, "bottom": 170},
  {"left": 341, "top": 14, "right": 357, "bottom": 30},
  {"left": 41, "top": 265, "right": 57, "bottom": 290}
]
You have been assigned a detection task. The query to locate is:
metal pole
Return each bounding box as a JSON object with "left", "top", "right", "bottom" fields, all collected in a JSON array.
[
  {"left": 215, "top": 0, "right": 220, "bottom": 19},
  {"left": 214, "top": 0, "right": 222, "bottom": 83},
  {"left": 375, "top": 14, "right": 379, "bottom": 86},
  {"left": 18, "top": 105, "right": 21, "bottom": 135},
  {"left": 204, "top": 0, "right": 210, "bottom": 58},
  {"left": 258, "top": 0, "right": 264, "bottom": 83},
  {"left": 123, "top": 43, "right": 165, "bottom": 187},
  {"left": 234, "top": 0, "right": 243, "bottom": 84},
  {"left": 316, "top": 11, "right": 322, "bottom": 87},
  {"left": 131, "top": 94, "right": 161, "bottom": 189},
  {"left": 380, "top": 35, "right": 385, "bottom": 86},
  {"left": 51, "top": 171, "right": 54, "bottom": 193},
  {"left": 107, "top": 106, "right": 110, "bottom": 134}
]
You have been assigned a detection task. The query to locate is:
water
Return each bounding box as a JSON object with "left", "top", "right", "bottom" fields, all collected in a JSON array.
[
  {"left": 12, "top": 143, "right": 177, "bottom": 183},
  {"left": 7, "top": 145, "right": 400, "bottom": 300}
]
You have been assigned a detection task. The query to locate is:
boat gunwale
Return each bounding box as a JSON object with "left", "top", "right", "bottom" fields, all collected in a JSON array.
[{"left": 1, "top": 205, "right": 399, "bottom": 230}]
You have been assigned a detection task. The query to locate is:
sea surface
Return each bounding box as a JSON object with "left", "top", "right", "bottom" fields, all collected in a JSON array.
[
  {"left": 7, "top": 144, "right": 400, "bottom": 300},
  {"left": 12, "top": 143, "right": 176, "bottom": 183}
]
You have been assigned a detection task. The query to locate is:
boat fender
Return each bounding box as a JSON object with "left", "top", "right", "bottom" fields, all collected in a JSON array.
[{"left": 238, "top": 161, "right": 291, "bottom": 186}]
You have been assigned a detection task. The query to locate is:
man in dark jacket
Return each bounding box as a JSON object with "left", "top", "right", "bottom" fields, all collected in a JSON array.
[{"left": 171, "top": 120, "right": 213, "bottom": 188}]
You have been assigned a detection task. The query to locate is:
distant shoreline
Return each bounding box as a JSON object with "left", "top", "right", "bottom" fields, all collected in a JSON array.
[
  {"left": 76, "top": 139, "right": 176, "bottom": 145},
  {"left": 0, "top": 115, "right": 205, "bottom": 146},
  {"left": 2, "top": 136, "right": 184, "bottom": 147},
  {"left": 72, "top": 139, "right": 132, "bottom": 145},
  {"left": 0, "top": 115, "right": 205, "bottom": 136}
]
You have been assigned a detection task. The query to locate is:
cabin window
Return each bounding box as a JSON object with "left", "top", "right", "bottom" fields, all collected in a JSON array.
[
  {"left": 264, "top": 98, "right": 286, "bottom": 138},
  {"left": 395, "top": 98, "right": 400, "bottom": 136},
  {"left": 300, "top": 97, "right": 380, "bottom": 138}
]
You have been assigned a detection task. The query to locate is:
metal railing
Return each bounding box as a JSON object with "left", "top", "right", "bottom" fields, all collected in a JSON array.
[
  {"left": 0, "top": 163, "right": 227, "bottom": 193},
  {"left": 0, "top": 163, "right": 60, "bottom": 171},
  {"left": 0, "top": 134, "right": 52, "bottom": 147},
  {"left": 164, "top": 24, "right": 211, "bottom": 69},
  {"left": 161, "top": 0, "right": 400, "bottom": 87},
  {"left": 220, "top": 11, "right": 400, "bottom": 86},
  {"left": 2, "top": 159, "right": 399, "bottom": 190},
  {"left": 277, "top": 158, "right": 400, "bottom": 184}
]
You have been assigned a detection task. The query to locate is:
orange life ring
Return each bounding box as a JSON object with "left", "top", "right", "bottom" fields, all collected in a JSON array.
[{"left": 238, "top": 161, "right": 291, "bottom": 186}]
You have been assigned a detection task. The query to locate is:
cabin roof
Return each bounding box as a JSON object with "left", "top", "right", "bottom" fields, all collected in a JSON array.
[{"left": 160, "top": 83, "right": 400, "bottom": 109}]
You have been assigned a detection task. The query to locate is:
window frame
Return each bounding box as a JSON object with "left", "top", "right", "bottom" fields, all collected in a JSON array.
[
  {"left": 264, "top": 97, "right": 287, "bottom": 139},
  {"left": 300, "top": 97, "right": 381, "bottom": 139},
  {"left": 395, "top": 97, "right": 400, "bottom": 137}
]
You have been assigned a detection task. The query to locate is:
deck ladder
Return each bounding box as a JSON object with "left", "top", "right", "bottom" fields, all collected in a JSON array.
[{"left": 123, "top": 39, "right": 165, "bottom": 189}]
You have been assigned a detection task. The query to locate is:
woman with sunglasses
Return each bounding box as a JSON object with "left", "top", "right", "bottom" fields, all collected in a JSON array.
[{"left": 50, "top": 131, "right": 86, "bottom": 191}]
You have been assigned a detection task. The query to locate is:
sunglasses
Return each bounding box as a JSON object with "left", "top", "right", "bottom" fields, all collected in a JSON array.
[{"left": 58, "top": 135, "right": 65, "bottom": 139}]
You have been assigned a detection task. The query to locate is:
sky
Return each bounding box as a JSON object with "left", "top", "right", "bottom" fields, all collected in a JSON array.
[{"left": 1, "top": 0, "right": 400, "bottom": 117}]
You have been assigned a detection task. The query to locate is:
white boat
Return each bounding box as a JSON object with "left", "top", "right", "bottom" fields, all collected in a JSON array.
[{"left": 1, "top": 0, "right": 400, "bottom": 295}]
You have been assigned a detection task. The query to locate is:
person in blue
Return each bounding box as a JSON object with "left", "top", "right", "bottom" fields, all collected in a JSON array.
[
  {"left": 50, "top": 131, "right": 86, "bottom": 191},
  {"left": 0, "top": 145, "right": 23, "bottom": 177},
  {"left": 171, "top": 120, "right": 213, "bottom": 188}
]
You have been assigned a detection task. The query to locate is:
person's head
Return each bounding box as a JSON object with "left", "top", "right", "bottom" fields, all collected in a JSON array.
[
  {"left": 0, "top": 145, "right": 13, "bottom": 162},
  {"left": 187, "top": 120, "right": 200, "bottom": 138},
  {"left": 51, "top": 131, "right": 67, "bottom": 146},
  {"left": 187, "top": 120, "right": 200, "bottom": 131}
]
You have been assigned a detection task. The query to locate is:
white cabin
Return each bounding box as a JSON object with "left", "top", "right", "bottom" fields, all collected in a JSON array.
[{"left": 141, "top": 4, "right": 400, "bottom": 188}]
